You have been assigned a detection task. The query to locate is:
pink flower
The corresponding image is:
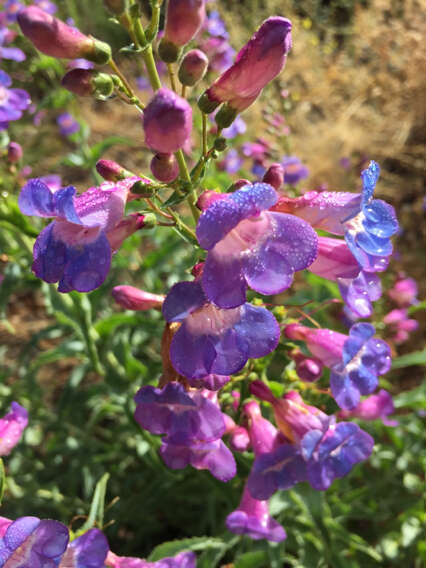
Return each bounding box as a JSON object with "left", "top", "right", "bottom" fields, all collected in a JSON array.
[
  {"left": 338, "top": 390, "right": 397, "bottom": 426},
  {"left": 112, "top": 285, "right": 164, "bottom": 311},
  {"left": 0, "top": 402, "right": 28, "bottom": 456}
]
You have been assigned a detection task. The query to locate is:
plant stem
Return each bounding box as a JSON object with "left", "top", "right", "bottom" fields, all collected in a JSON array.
[
  {"left": 167, "top": 63, "right": 177, "bottom": 91},
  {"left": 202, "top": 112, "right": 208, "bottom": 157},
  {"left": 175, "top": 150, "right": 200, "bottom": 221},
  {"left": 181, "top": 84, "right": 187, "bottom": 97},
  {"left": 109, "top": 59, "right": 145, "bottom": 111}
]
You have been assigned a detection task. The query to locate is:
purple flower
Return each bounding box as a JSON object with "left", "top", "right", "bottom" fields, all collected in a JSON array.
[
  {"left": 202, "top": 17, "right": 292, "bottom": 112},
  {"left": 196, "top": 183, "right": 318, "bottom": 308},
  {"left": 160, "top": 437, "right": 236, "bottom": 482},
  {"left": 337, "top": 270, "right": 382, "bottom": 319},
  {"left": 200, "top": 37, "right": 235, "bottom": 72},
  {"left": 226, "top": 485, "right": 286, "bottom": 542},
  {"left": 0, "top": 70, "right": 30, "bottom": 131},
  {"left": 281, "top": 156, "right": 309, "bottom": 185},
  {"left": 285, "top": 323, "right": 392, "bottom": 410},
  {"left": 383, "top": 308, "right": 418, "bottom": 345},
  {"left": 388, "top": 277, "right": 418, "bottom": 307},
  {"left": 205, "top": 10, "right": 228, "bottom": 39},
  {"left": 67, "top": 58, "right": 95, "bottom": 70},
  {"left": 19, "top": 176, "right": 141, "bottom": 292},
  {"left": 221, "top": 115, "right": 246, "bottom": 138},
  {"left": 134, "top": 382, "right": 226, "bottom": 445},
  {"left": 106, "top": 550, "right": 196, "bottom": 567},
  {"left": 136, "top": 76, "right": 151, "bottom": 91},
  {"left": 219, "top": 148, "right": 243, "bottom": 173},
  {"left": 0, "top": 401, "right": 28, "bottom": 456},
  {"left": 0, "top": 516, "right": 69, "bottom": 567},
  {"left": 162, "top": 280, "right": 280, "bottom": 379},
  {"left": 338, "top": 389, "right": 397, "bottom": 426},
  {"left": 57, "top": 112, "right": 80, "bottom": 136},
  {"left": 178, "top": 49, "right": 208, "bottom": 87},
  {"left": 0, "top": 28, "right": 25, "bottom": 62},
  {"left": 59, "top": 528, "right": 108, "bottom": 568},
  {"left": 33, "top": 0, "right": 57, "bottom": 15},
  {"left": 242, "top": 140, "right": 270, "bottom": 160},
  {"left": 143, "top": 88, "right": 192, "bottom": 154},
  {"left": 3, "top": 0, "right": 24, "bottom": 23}
]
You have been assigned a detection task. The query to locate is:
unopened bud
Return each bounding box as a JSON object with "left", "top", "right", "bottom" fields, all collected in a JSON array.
[
  {"left": 230, "top": 179, "right": 251, "bottom": 191},
  {"left": 178, "top": 49, "right": 208, "bottom": 86},
  {"left": 62, "top": 68, "right": 115, "bottom": 98},
  {"left": 143, "top": 88, "right": 192, "bottom": 154},
  {"left": 196, "top": 190, "right": 226, "bottom": 211},
  {"left": 7, "top": 142, "right": 23, "bottom": 163},
  {"left": 290, "top": 349, "right": 323, "bottom": 382},
  {"left": 215, "top": 104, "right": 238, "bottom": 129},
  {"left": 96, "top": 159, "right": 130, "bottom": 181},
  {"left": 198, "top": 92, "right": 220, "bottom": 114},
  {"left": 112, "top": 285, "right": 164, "bottom": 311},
  {"left": 163, "top": 0, "right": 205, "bottom": 48},
  {"left": 213, "top": 137, "right": 227, "bottom": 152},
  {"left": 229, "top": 426, "right": 251, "bottom": 452},
  {"left": 18, "top": 7, "right": 111, "bottom": 63},
  {"left": 262, "top": 162, "right": 284, "bottom": 190},
  {"left": 150, "top": 153, "right": 179, "bottom": 183}
]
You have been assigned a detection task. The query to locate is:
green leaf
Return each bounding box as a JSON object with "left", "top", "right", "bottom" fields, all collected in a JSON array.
[
  {"left": 393, "top": 383, "right": 426, "bottom": 409},
  {"left": 392, "top": 349, "right": 426, "bottom": 369},
  {"left": 94, "top": 313, "right": 141, "bottom": 336},
  {"left": 148, "top": 537, "right": 223, "bottom": 561},
  {"left": 235, "top": 551, "right": 270, "bottom": 568},
  {"left": 161, "top": 190, "right": 188, "bottom": 208},
  {"left": 80, "top": 473, "right": 110, "bottom": 532},
  {"left": 90, "top": 136, "right": 136, "bottom": 163},
  {"left": 408, "top": 301, "right": 426, "bottom": 314}
]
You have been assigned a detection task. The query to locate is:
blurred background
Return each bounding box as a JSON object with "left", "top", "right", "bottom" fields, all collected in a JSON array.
[{"left": 0, "top": 1, "right": 425, "bottom": 566}]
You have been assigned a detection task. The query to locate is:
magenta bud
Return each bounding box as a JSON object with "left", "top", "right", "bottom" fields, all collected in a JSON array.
[
  {"left": 249, "top": 380, "right": 275, "bottom": 404},
  {"left": 62, "top": 69, "right": 114, "bottom": 97},
  {"left": 229, "top": 426, "right": 251, "bottom": 452},
  {"left": 143, "top": 88, "right": 192, "bottom": 154},
  {"left": 196, "top": 190, "right": 226, "bottom": 211},
  {"left": 112, "top": 285, "right": 164, "bottom": 311},
  {"left": 262, "top": 163, "right": 284, "bottom": 190},
  {"left": 203, "top": 17, "right": 292, "bottom": 112},
  {"left": 290, "top": 350, "right": 323, "bottom": 382},
  {"left": 178, "top": 49, "right": 209, "bottom": 86},
  {"left": 191, "top": 262, "right": 204, "bottom": 280},
  {"left": 232, "top": 179, "right": 251, "bottom": 190},
  {"left": 150, "top": 153, "right": 179, "bottom": 183},
  {"left": 96, "top": 159, "right": 128, "bottom": 181},
  {"left": 7, "top": 142, "right": 23, "bottom": 163},
  {"left": 18, "top": 7, "right": 111, "bottom": 63},
  {"left": 163, "top": 0, "right": 205, "bottom": 48}
]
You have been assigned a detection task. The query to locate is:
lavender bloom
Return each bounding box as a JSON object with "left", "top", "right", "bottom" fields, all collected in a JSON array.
[
  {"left": 196, "top": 183, "right": 318, "bottom": 308},
  {"left": 19, "top": 176, "right": 141, "bottom": 292},
  {"left": 0, "top": 28, "right": 25, "bottom": 62},
  {"left": 160, "top": 437, "right": 236, "bottom": 482},
  {"left": 57, "top": 112, "right": 80, "bottom": 136},
  {"left": 337, "top": 270, "right": 382, "bottom": 318},
  {"left": 221, "top": 116, "right": 246, "bottom": 138},
  {"left": 205, "top": 10, "right": 228, "bottom": 38},
  {"left": 0, "top": 401, "right": 28, "bottom": 456},
  {"left": 226, "top": 485, "right": 286, "bottom": 542},
  {"left": 202, "top": 17, "right": 292, "bottom": 112},
  {"left": 106, "top": 550, "right": 196, "bottom": 567},
  {"left": 134, "top": 382, "right": 226, "bottom": 445},
  {"left": 338, "top": 389, "right": 397, "bottom": 426},
  {"left": 59, "top": 528, "right": 109, "bottom": 568},
  {"left": 39, "top": 174, "right": 62, "bottom": 192},
  {"left": 143, "top": 88, "right": 192, "bottom": 154},
  {"left": 0, "top": 516, "right": 69, "bottom": 567},
  {"left": 0, "top": 70, "right": 30, "bottom": 131},
  {"left": 162, "top": 280, "right": 280, "bottom": 379},
  {"left": 219, "top": 148, "right": 243, "bottom": 174},
  {"left": 281, "top": 156, "right": 309, "bottom": 185},
  {"left": 3, "top": 0, "right": 24, "bottom": 23},
  {"left": 7, "top": 141, "right": 23, "bottom": 163},
  {"left": 187, "top": 373, "right": 230, "bottom": 391}
]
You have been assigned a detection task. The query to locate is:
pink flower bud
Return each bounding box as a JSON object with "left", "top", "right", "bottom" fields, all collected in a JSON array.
[
  {"left": 178, "top": 49, "right": 209, "bottom": 86},
  {"left": 143, "top": 88, "right": 192, "bottom": 153},
  {"left": 202, "top": 17, "right": 292, "bottom": 112},
  {"left": 290, "top": 349, "right": 323, "bottom": 382},
  {"left": 262, "top": 163, "right": 284, "bottom": 190},
  {"left": 243, "top": 400, "right": 280, "bottom": 456},
  {"left": 106, "top": 213, "right": 147, "bottom": 251},
  {"left": 388, "top": 277, "right": 418, "bottom": 307},
  {"left": 196, "top": 190, "right": 226, "bottom": 211},
  {"left": 96, "top": 159, "right": 128, "bottom": 182},
  {"left": 150, "top": 153, "right": 179, "bottom": 183},
  {"left": 232, "top": 179, "right": 251, "bottom": 190},
  {"left": 0, "top": 402, "right": 28, "bottom": 456},
  {"left": 163, "top": 0, "right": 205, "bottom": 47},
  {"left": 61, "top": 69, "right": 114, "bottom": 97},
  {"left": 229, "top": 426, "right": 251, "bottom": 452},
  {"left": 112, "top": 285, "right": 164, "bottom": 311},
  {"left": 7, "top": 142, "right": 23, "bottom": 163},
  {"left": 18, "top": 7, "right": 111, "bottom": 63},
  {"left": 284, "top": 324, "right": 347, "bottom": 368}
]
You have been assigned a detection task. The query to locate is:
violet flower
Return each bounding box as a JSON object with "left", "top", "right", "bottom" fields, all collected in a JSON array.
[
  {"left": 338, "top": 389, "right": 397, "bottom": 426},
  {"left": 59, "top": 528, "right": 109, "bottom": 568},
  {"left": 201, "top": 17, "right": 292, "bottom": 113},
  {"left": 162, "top": 280, "right": 280, "bottom": 379},
  {"left": 285, "top": 322, "right": 392, "bottom": 410},
  {"left": 0, "top": 401, "right": 28, "bottom": 456},
  {"left": 57, "top": 112, "right": 80, "bottom": 136},
  {"left": 3, "top": 0, "right": 24, "bottom": 23},
  {"left": 383, "top": 308, "right": 418, "bottom": 345},
  {"left": 388, "top": 277, "right": 418, "bottom": 307},
  {"left": 0, "top": 28, "right": 25, "bottom": 62},
  {"left": 219, "top": 148, "right": 243, "bottom": 174},
  {"left": 19, "top": 176, "right": 143, "bottom": 292},
  {"left": 281, "top": 156, "right": 309, "bottom": 185},
  {"left": 0, "top": 70, "right": 30, "bottom": 131},
  {"left": 106, "top": 549, "right": 196, "bottom": 567},
  {"left": 196, "top": 182, "right": 318, "bottom": 308}
]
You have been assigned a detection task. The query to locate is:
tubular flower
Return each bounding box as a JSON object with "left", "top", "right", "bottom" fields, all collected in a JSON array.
[
  {"left": 285, "top": 322, "right": 392, "bottom": 410},
  {"left": 162, "top": 280, "right": 280, "bottom": 379},
  {"left": 0, "top": 401, "right": 28, "bottom": 456},
  {"left": 338, "top": 389, "right": 397, "bottom": 426},
  {"left": 18, "top": 176, "right": 143, "bottom": 292},
  {"left": 196, "top": 182, "right": 318, "bottom": 308},
  {"left": 112, "top": 286, "right": 164, "bottom": 311},
  {"left": 0, "top": 70, "right": 30, "bottom": 131},
  {"left": 201, "top": 17, "right": 292, "bottom": 113}
]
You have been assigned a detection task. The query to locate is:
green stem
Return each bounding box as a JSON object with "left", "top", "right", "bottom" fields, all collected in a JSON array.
[
  {"left": 175, "top": 150, "right": 200, "bottom": 221},
  {"left": 109, "top": 59, "right": 145, "bottom": 111},
  {"left": 146, "top": 0, "right": 161, "bottom": 42},
  {"left": 130, "top": 7, "right": 162, "bottom": 91},
  {"left": 202, "top": 112, "right": 208, "bottom": 157},
  {"left": 167, "top": 63, "right": 177, "bottom": 91}
]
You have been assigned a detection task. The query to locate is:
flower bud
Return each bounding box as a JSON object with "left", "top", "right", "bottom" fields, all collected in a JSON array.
[
  {"left": 198, "top": 92, "right": 220, "bottom": 114},
  {"left": 231, "top": 179, "right": 251, "bottom": 190},
  {"left": 162, "top": 0, "right": 205, "bottom": 50},
  {"left": 143, "top": 88, "right": 192, "bottom": 154},
  {"left": 213, "top": 137, "right": 227, "bottom": 152},
  {"left": 150, "top": 153, "right": 179, "bottom": 183},
  {"left": 61, "top": 69, "right": 114, "bottom": 98},
  {"left": 289, "top": 349, "right": 323, "bottom": 382},
  {"left": 130, "top": 180, "right": 155, "bottom": 197},
  {"left": 7, "top": 142, "right": 23, "bottom": 163},
  {"left": 262, "top": 163, "right": 284, "bottom": 190},
  {"left": 18, "top": 7, "right": 111, "bottom": 63},
  {"left": 215, "top": 103, "right": 238, "bottom": 129},
  {"left": 95, "top": 159, "right": 131, "bottom": 181},
  {"left": 196, "top": 190, "right": 226, "bottom": 211},
  {"left": 202, "top": 17, "right": 292, "bottom": 112},
  {"left": 178, "top": 49, "right": 208, "bottom": 86},
  {"left": 112, "top": 285, "right": 164, "bottom": 311},
  {"left": 229, "top": 426, "right": 250, "bottom": 452}
]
